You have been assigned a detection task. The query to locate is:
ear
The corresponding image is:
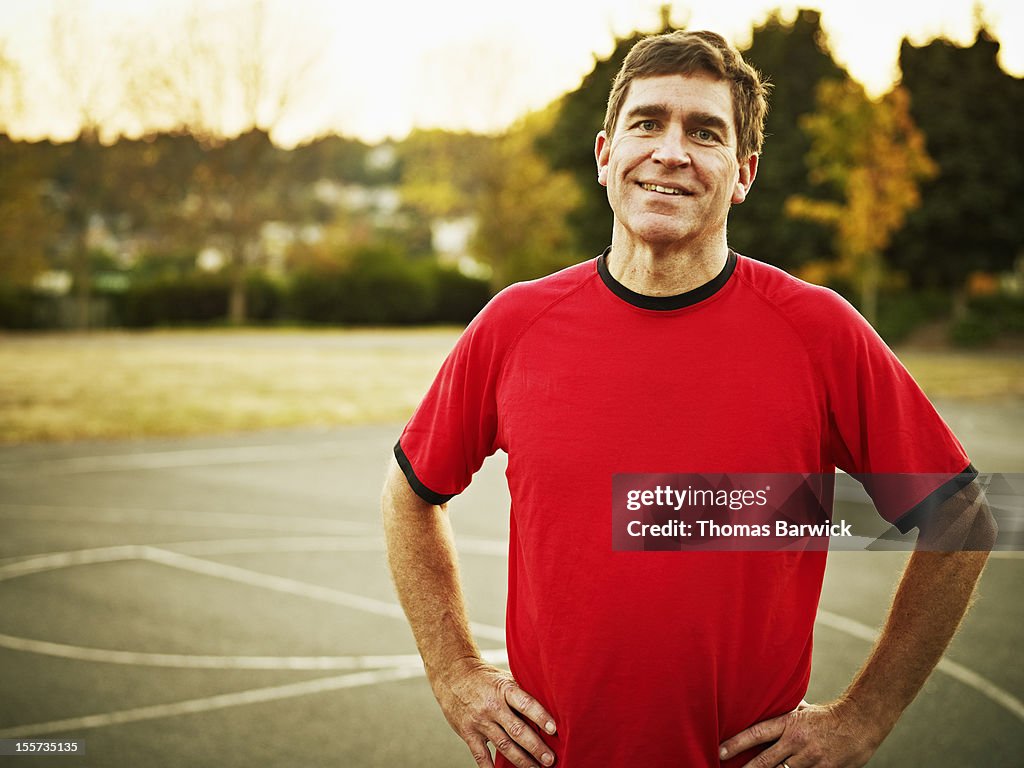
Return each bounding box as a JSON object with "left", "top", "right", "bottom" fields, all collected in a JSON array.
[
  {"left": 595, "top": 131, "right": 610, "bottom": 187},
  {"left": 731, "top": 154, "right": 758, "bottom": 204}
]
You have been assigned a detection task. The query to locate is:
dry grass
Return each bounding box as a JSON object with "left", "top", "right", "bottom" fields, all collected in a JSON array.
[
  {"left": 895, "top": 349, "right": 1024, "bottom": 401},
  {"left": 0, "top": 329, "right": 460, "bottom": 444},
  {"left": 1, "top": 330, "right": 1021, "bottom": 444}
]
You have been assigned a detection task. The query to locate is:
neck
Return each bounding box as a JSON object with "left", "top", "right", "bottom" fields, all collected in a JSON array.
[{"left": 607, "top": 227, "right": 729, "bottom": 296}]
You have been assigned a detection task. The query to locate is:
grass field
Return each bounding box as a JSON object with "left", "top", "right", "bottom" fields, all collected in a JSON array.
[{"left": 1, "top": 328, "right": 1022, "bottom": 444}]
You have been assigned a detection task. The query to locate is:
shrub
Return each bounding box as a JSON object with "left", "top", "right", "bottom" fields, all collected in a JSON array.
[
  {"left": 949, "top": 313, "right": 999, "bottom": 348},
  {"left": 967, "top": 294, "right": 1024, "bottom": 335},
  {"left": 0, "top": 285, "right": 38, "bottom": 329},
  {"left": 875, "top": 289, "right": 950, "bottom": 344},
  {"left": 288, "top": 246, "right": 490, "bottom": 325},
  {"left": 245, "top": 273, "right": 285, "bottom": 323},
  {"left": 120, "top": 274, "right": 230, "bottom": 326},
  {"left": 433, "top": 266, "right": 491, "bottom": 324}
]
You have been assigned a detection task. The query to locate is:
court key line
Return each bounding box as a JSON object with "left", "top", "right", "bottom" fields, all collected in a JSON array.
[
  {"left": 0, "top": 667, "right": 428, "bottom": 739},
  {"left": 0, "top": 540, "right": 1020, "bottom": 738},
  {"left": 0, "top": 502, "right": 375, "bottom": 537},
  {"left": 816, "top": 610, "right": 1024, "bottom": 722}
]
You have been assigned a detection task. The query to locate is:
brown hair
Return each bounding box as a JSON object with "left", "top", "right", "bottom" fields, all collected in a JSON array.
[{"left": 604, "top": 30, "right": 770, "bottom": 160}]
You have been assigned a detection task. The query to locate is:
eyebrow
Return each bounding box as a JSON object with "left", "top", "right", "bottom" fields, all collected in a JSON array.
[
  {"left": 623, "top": 103, "right": 672, "bottom": 124},
  {"left": 623, "top": 104, "right": 732, "bottom": 138}
]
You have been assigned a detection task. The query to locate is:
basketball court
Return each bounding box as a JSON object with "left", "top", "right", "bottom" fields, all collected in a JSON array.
[{"left": 0, "top": 404, "right": 1021, "bottom": 766}]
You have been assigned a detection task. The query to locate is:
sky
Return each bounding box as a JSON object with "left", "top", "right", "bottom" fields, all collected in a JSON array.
[{"left": 0, "top": 0, "right": 1021, "bottom": 145}]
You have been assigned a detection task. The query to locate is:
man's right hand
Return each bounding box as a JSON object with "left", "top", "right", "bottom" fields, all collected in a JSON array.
[{"left": 432, "top": 657, "right": 557, "bottom": 768}]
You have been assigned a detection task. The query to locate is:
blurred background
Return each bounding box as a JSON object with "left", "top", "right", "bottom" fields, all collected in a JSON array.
[
  {"left": 1, "top": 0, "right": 1022, "bottom": 341},
  {"left": 0, "top": 1, "right": 1022, "bottom": 766}
]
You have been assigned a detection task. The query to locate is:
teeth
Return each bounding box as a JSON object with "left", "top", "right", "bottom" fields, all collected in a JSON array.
[{"left": 640, "top": 183, "right": 684, "bottom": 195}]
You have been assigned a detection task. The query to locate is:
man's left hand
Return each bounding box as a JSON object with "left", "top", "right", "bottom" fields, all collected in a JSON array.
[{"left": 718, "top": 699, "right": 885, "bottom": 768}]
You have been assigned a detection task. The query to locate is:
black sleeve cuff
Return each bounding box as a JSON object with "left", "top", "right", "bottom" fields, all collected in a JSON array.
[
  {"left": 891, "top": 463, "right": 979, "bottom": 534},
  {"left": 394, "top": 441, "right": 456, "bottom": 506}
]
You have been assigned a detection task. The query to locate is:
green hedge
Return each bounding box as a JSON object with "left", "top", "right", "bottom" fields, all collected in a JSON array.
[
  {"left": 3, "top": 251, "right": 493, "bottom": 329},
  {"left": 0, "top": 285, "right": 38, "bottom": 329},
  {"left": 289, "top": 248, "right": 490, "bottom": 325},
  {"left": 115, "top": 272, "right": 283, "bottom": 327},
  {"left": 950, "top": 294, "right": 1024, "bottom": 348},
  {"left": 875, "top": 289, "right": 950, "bottom": 344}
]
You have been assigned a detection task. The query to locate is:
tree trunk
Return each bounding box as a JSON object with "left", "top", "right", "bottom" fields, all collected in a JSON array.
[
  {"left": 951, "top": 286, "right": 969, "bottom": 321},
  {"left": 226, "top": 232, "right": 249, "bottom": 325},
  {"left": 73, "top": 238, "right": 91, "bottom": 331},
  {"left": 860, "top": 252, "right": 879, "bottom": 327}
]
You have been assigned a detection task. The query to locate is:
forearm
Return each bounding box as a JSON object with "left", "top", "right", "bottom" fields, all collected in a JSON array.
[
  {"left": 720, "top": 483, "right": 997, "bottom": 765},
  {"left": 381, "top": 459, "right": 559, "bottom": 768},
  {"left": 841, "top": 548, "right": 989, "bottom": 735},
  {"left": 381, "top": 459, "right": 481, "bottom": 683},
  {"left": 841, "top": 483, "right": 996, "bottom": 735}
]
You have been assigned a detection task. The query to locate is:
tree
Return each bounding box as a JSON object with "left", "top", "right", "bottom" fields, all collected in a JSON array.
[
  {"left": 537, "top": 30, "right": 652, "bottom": 258},
  {"left": 786, "top": 81, "right": 936, "bottom": 324},
  {"left": 0, "top": 48, "right": 51, "bottom": 289},
  {"left": 889, "top": 29, "right": 1024, "bottom": 301},
  {"left": 127, "top": 0, "right": 326, "bottom": 323},
  {"left": 0, "top": 137, "right": 53, "bottom": 288},
  {"left": 395, "top": 129, "right": 495, "bottom": 221},
  {"left": 730, "top": 9, "right": 847, "bottom": 270},
  {"left": 471, "top": 108, "right": 582, "bottom": 288},
  {"left": 47, "top": 1, "right": 131, "bottom": 327}
]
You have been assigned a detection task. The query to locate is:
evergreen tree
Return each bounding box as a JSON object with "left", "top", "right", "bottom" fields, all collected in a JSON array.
[
  {"left": 889, "top": 29, "right": 1024, "bottom": 295},
  {"left": 537, "top": 30, "right": 658, "bottom": 258},
  {"left": 729, "top": 9, "right": 847, "bottom": 270}
]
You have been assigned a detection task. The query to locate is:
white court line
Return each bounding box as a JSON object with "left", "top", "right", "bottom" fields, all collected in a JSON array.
[
  {"left": 0, "top": 632, "right": 426, "bottom": 669},
  {"left": 141, "top": 546, "right": 506, "bottom": 642},
  {"left": 0, "top": 442, "right": 359, "bottom": 475},
  {"left": 0, "top": 539, "right": 1018, "bottom": 731},
  {"left": 165, "top": 535, "right": 508, "bottom": 558},
  {"left": 0, "top": 631, "right": 510, "bottom": 671},
  {"left": 0, "top": 540, "right": 510, "bottom": 671},
  {"left": 0, "top": 503, "right": 374, "bottom": 536},
  {"left": 817, "top": 610, "right": 1024, "bottom": 722},
  {"left": 0, "top": 542, "right": 506, "bottom": 643},
  {"left": 0, "top": 545, "right": 154, "bottom": 582},
  {"left": 0, "top": 667, "right": 427, "bottom": 738}
]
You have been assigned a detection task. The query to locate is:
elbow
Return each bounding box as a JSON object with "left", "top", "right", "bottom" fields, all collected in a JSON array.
[{"left": 966, "top": 503, "right": 998, "bottom": 553}]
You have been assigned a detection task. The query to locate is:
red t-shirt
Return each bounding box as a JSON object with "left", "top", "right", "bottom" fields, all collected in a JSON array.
[{"left": 396, "top": 251, "right": 972, "bottom": 767}]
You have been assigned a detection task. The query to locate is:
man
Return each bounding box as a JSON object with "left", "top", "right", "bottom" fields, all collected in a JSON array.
[{"left": 382, "top": 30, "right": 995, "bottom": 768}]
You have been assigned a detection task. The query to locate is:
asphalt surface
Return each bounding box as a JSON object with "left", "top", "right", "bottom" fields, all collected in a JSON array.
[{"left": 0, "top": 403, "right": 1021, "bottom": 767}]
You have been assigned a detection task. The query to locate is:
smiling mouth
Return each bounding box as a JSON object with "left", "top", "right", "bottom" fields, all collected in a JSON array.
[{"left": 638, "top": 182, "right": 692, "bottom": 196}]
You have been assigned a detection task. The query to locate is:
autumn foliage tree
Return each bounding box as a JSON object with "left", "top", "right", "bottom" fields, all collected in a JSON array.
[
  {"left": 786, "top": 81, "right": 935, "bottom": 324},
  {"left": 471, "top": 109, "right": 582, "bottom": 288},
  {"left": 730, "top": 9, "right": 847, "bottom": 271},
  {"left": 0, "top": 49, "right": 51, "bottom": 289}
]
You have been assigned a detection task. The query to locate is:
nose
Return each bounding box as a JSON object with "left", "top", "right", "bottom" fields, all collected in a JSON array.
[{"left": 651, "top": 128, "right": 690, "bottom": 168}]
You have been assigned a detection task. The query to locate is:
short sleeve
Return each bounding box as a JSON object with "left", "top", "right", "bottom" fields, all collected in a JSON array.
[
  {"left": 395, "top": 297, "right": 509, "bottom": 505},
  {"left": 820, "top": 291, "right": 974, "bottom": 532}
]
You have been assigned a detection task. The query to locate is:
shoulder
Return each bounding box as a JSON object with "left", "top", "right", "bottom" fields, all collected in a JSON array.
[
  {"left": 445, "top": 257, "right": 598, "bottom": 368},
  {"left": 733, "top": 253, "right": 869, "bottom": 339},
  {"left": 473, "top": 258, "right": 599, "bottom": 334}
]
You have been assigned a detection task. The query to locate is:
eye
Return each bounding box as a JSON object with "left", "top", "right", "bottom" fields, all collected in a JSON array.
[
  {"left": 692, "top": 128, "right": 718, "bottom": 143},
  {"left": 635, "top": 119, "right": 659, "bottom": 132}
]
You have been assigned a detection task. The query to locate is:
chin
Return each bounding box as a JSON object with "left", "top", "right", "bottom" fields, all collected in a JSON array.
[{"left": 629, "top": 223, "right": 697, "bottom": 247}]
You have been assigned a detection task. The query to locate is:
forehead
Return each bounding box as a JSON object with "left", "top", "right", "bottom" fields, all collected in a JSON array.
[{"left": 617, "top": 73, "right": 735, "bottom": 131}]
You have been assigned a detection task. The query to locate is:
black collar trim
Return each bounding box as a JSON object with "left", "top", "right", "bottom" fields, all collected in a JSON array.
[{"left": 596, "top": 246, "right": 737, "bottom": 310}]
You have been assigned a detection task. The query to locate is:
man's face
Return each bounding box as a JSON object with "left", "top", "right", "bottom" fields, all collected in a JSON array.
[{"left": 595, "top": 73, "right": 757, "bottom": 249}]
